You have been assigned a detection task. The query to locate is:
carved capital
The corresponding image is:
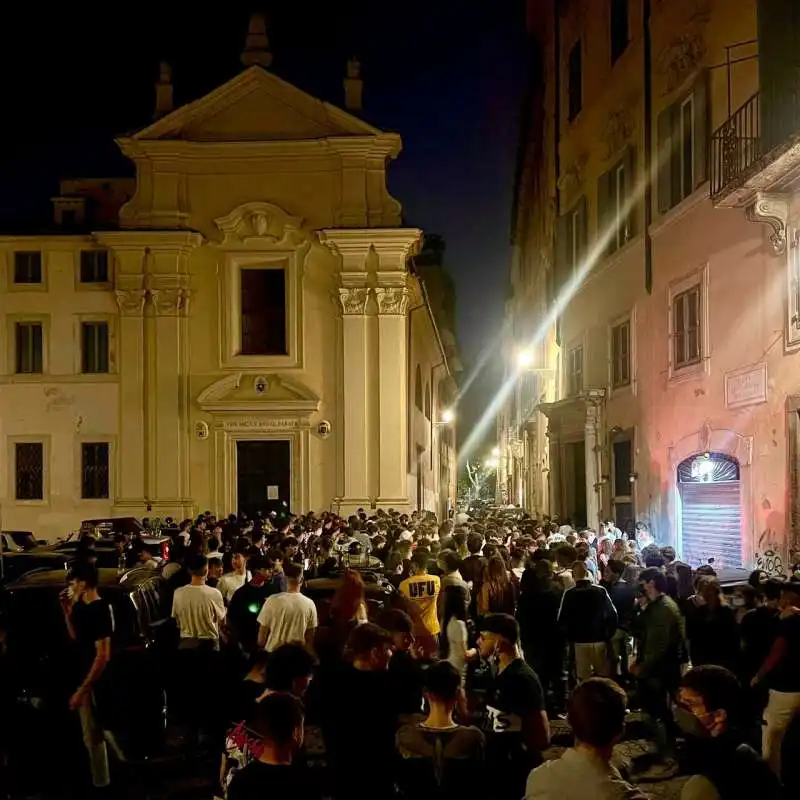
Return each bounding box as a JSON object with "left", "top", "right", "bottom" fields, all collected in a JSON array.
[
  {"left": 375, "top": 286, "right": 410, "bottom": 316},
  {"left": 148, "top": 275, "right": 191, "bottom": 316},
  {"left": 338, "top": 287, "right": 370, "bottom": 315},
  {"left": 747, "top": 193, "right": 789, "bottom": 255},
  {"left": 115, "top": 275, "right": 147, "bottom": 316}
]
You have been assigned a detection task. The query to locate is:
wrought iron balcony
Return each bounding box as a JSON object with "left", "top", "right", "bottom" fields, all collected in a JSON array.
[{"left": 710, "top": 92, "right": 761, "bottom": 200}]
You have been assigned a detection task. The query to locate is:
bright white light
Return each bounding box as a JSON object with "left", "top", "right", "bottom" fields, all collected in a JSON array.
[
  {"left": 517, "top": 349, "right": 534, "bottom": 369},
  {"left": 441, "top": 408, "right": 455, "bottom": 424},
  {"left": 491, "top": 446, "right": 500, "bottom": 457},
  {"left": 485, "top": 457, "right": 499, "bottom": 469}
]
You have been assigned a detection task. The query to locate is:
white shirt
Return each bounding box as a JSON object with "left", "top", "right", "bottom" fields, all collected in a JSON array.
[
  {"left": 217, "top": 571, "right": 250, "bottom": 604},
  {"left": 445, "top": 617, "right": 469, "bottom": 684},
  {"left": 525, "top": 747, "right": 646, "bottom": 800},
  {"left": 256, "top": 591, "right": 318, "bottom": 652},
  {"left": 171, "top": 584, "right": 226, "bottom": 640}
]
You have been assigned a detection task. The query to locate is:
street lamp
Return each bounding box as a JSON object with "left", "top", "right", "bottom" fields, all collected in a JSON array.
[
  {"left": 491, "top": 446, "right": 500, "bottom": 457},
  {"left": 440, "top": 408, "right": 455, "bottom": 424},
  {"left": 516, "top": 348, "right": 534, "bottom": 369},
  {"left": 485, "top": 457, "right": 499, "bottom": 469}
]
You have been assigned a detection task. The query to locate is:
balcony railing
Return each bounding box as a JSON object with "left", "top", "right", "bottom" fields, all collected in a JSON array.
[{"left": 710, "top": 92, "right": 762, "bottom": 199}]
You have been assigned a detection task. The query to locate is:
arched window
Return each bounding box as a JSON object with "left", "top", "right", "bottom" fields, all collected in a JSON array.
[
  {"left": 424, "top": 381, "right": 431, "bottom": 419},
  {"left": 414, "top": 364, "right": 423, "bottom": 411}
]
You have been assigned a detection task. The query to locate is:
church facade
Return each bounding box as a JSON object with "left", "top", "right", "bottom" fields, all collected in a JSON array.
[{"left": 0, "top": 33, "right": 458, "bottom": 539}]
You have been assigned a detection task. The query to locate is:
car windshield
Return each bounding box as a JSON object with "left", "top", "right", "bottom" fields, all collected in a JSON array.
[{"left": 6, "top": 532, "right": 37, "bottom": 551}]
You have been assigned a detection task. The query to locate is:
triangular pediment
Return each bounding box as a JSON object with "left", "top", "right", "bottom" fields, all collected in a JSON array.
[
  {"left": 134, "top": 66, "right": 383, "bottom": 143},
  {"left": 197, "top": 373, "right": 320, "bottom": 416}
]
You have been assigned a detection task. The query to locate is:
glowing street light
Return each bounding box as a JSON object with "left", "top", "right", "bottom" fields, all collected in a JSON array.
[
  {"left": 491, "top": 446, "right": 500, "bottom": 457},
  {"left": 440, "top": 408, "right": 455, "bottom": 424},
  {"left": 485, "top": 457, "right": 499, "bottom": 469},
  {"left": 516, "top": 348, "right": 534, "bottom": 369}
]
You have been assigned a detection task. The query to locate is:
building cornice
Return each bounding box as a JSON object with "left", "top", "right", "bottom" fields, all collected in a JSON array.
[{"left": 93, "top": 230, "right": 204, "bottom": 252}]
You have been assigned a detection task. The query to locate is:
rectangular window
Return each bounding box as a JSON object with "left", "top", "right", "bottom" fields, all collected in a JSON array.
[
  {"left": 240, "top": 268, "right": 287, "bottom": 356},
  {"left": 570, "top": 204, "right": 584, "bottom": 274},
  {"left": 568, "top": 40, "right": 582, "bottom": 122},
  {"left": 567, "top": 345, "right": 584, "bottom": 396},
  {"left": 673, "top": 286, "right": 702, "bottom": 368},
  {"left": 614, "top": 162, "right": 628, "bottom": 249},
  {"left": 610, "top": 0, "right": 629, "bottom": 64},
  {"left": 611, "top": 319, "right": 631, "bottom": 388},
  {"left": 81, "top": 322, "right": 110, "bottom": 374},
  {"left": 13, "top": 251, "right": 42, "bottom": 284},
  {"left": 788, "top": 237, "right": 800, "bottom": 347},
  {"left": 80, "top": 250, "right": 109, "bottom": 283},
  {"left": 81, "top": 443, "right": 110, "bottom": 499},
  {"left": 15, "top": 442, "right": 44, "bottom": 500},
  {"left": 15, "top": 322, "right": 43, "bottom": 374},
  {"left": 613, "top": 439, "right": 633, "bottom": 498}
]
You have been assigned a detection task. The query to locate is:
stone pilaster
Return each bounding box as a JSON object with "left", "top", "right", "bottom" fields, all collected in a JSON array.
[
  {"left": 584, "top": 403, "right": 601, "bottom": 534},
  {"left": 319, "top": 231, "right": 374, "bottom": 510}
]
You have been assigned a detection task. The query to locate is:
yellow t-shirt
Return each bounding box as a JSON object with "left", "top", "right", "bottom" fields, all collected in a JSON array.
[{"left": 399, "top": 573, "right": 441, "bottom": 636}]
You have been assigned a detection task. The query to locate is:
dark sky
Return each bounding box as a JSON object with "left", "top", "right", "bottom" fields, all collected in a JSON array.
[{"left": 0, "top": 3, "right": 527, "bottom": 445}]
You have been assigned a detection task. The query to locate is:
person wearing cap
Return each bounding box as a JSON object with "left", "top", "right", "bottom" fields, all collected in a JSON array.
[{"left": 479, "top": 613, "right": 550, "bottom": 799}]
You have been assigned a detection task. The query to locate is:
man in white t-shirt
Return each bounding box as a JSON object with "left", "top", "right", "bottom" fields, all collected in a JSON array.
[
  {"left": 257, "top": 562, "right": 317, "bottom": 652},
  {"left": 217, "top": 549, "right": 251, "bottom": 604},
  {"left": 171, "top": 554, "right": 226, "bottom": 649}
]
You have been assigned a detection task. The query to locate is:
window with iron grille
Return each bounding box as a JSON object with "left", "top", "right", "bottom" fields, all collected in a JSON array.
[
  {"left": 239, "top": 268, "right": 287, "bottom": 355},
  {"left": 81, "top": 322, "right": 110, "bottom": 373},
  {"left": 13, "top": 251, "right": 42, "bottom": 284},
  {"left": 611, "top": 320, "right": 631, "bottom": 388},
  {"left": 672, "top": 286, "right": 702, "bottom": 368},
  {"left": 80, "top": 250, "right": 109, "bottom": 283},
  {"left": 81, "top": 443, "right": 110, "bottom": 499},
  {"left": 567, "top": 346, "right": 584, "bottom": 396},
  {"left": 15, "top": 322, "right": 43, "bottom": 373},
  {"left": 15, "top": 442, "right": 44, "bottom": 500}
]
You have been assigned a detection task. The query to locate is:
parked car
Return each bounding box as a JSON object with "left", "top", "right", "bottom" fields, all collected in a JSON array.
[
  {"left": 0, "top": 567, "right": 172, "bottom": 766},
  {"left": 0, "top": 530, "right": 43, "bottom": 552}
]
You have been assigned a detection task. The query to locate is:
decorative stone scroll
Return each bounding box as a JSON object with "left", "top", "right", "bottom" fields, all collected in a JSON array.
[
  {"left": 658, "top": 33, "right": 706, "bottom": 94},
  {"left": 746, "top": 193, "right": 789, "bottom": 255},
  {"left": 338, "top": 287, "right": 370, "bottom": 315},
  {"left": 115, "top": 288, "right": 147, "bottom": 316},
  {"left": 150, "top": 285, "right": 190, "bottom": 316},
  {"left": 375, "top": 286, "right": 410, "bottom": 315}
]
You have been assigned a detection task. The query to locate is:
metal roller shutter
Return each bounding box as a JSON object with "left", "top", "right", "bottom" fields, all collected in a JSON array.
[{"left": 679, "top": 481, "right": 742, "bottom": 568}]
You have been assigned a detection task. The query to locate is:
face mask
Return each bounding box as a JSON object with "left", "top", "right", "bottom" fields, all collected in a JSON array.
[{"left": 674, "top": 706, "right": 711, "bottom": 739}]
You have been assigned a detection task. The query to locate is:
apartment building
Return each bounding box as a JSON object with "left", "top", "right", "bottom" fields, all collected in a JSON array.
[{"left": 501, "top": 0, "right": 800, "bottom": 569}]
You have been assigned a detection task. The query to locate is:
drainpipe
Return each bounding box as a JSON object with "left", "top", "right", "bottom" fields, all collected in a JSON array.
[{"left": 644, "top": 0, "right": 653, "bottom": 294}]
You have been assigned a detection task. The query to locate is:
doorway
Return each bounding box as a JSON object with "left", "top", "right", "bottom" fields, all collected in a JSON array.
[
  {"left": 563, "top": 440, "right": 587, "bottom": 527},
  {"left": 236, "top": 440, "right": 291, "bottom": 518},
  {"left": 677, "top": 452, "right": 742, "bottom": 568}
]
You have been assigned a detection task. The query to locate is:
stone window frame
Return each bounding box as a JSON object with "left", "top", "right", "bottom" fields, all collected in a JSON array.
[
  {"left": 787, "top": 228, "right": 800, "bottom": 350},
  {"left": 74, "top": 436, "right": 116, "bottom": 503},
  {"left": 74, "top": 314, "right": 117, "bottom": 377},
  {"left": 667, "top": 262, "right": 710, "bottom": 383},
  {"left": 7, "top": 435, "right": 50, "bottom": 507},
  {"left": 5, "top": 249, "right": 49, "bottom": 293},
  {"left": 219, "top": 251, "right": 303, "bottom": 371},
  {"left": 6, "top": 313, "right": 50, "bottom": 379},
  {"left": 608, "top": 308, "right": 636, "bottom": 396},
  {"left": 74, "top": 247, "right": 113, "bottom": 292}
]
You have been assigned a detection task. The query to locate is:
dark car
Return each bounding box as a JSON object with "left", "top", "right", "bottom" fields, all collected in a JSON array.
[
  {"left": 0, "top": 567, "right": 171, "bottom": 775},
  {"left": 304, "top": 569, "right": 395, "bottom": 621},
  {"left": 0, "top": 531, "right": 42, "bottom": 552}
]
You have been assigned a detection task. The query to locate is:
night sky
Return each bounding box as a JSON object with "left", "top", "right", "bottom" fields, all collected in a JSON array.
[{"left": 0, "top": 3, "right": 527, "bottom": 449}]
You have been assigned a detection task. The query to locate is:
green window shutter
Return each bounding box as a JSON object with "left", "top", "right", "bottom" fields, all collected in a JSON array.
[
  {"left": 624, "top": 145, "right": 637, "bottom": 237},
  {"left": 693, "top": 69, "right": 709, "bottom": 187},
  {"left": 597, "top": 169, "right": 612, "bottom": 255},
  {"left": 657, "top": 107, "right": 673, "bottom": 213}
]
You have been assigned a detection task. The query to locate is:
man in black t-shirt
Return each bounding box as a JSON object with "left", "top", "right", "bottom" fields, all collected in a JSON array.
[
  {"left": 478, "top": 613, "right": 550, "bottom": 799},
  {"left": 227, "top": 692, "right": 316, "bottom": 800},
  {"left": 60, "top": 561, "right": 114, "bottom": 789},
  {"left": 753, "top": 580, "right": 800, "bottom": 777}
]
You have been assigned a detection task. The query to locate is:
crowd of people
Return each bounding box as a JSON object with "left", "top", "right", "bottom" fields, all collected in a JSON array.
[{"left": 58, "top": 507, "right": 800, "bottom": 799}]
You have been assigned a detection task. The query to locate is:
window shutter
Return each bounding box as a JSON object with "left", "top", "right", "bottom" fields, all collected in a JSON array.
[
  {"left": 693, "top": 69, "right": 709, "bottom": 187},
  {"left": 656, "top": 107, "right": 673, "bottom": 213},
  {"left": 555, "top": 213, "right": 570, "bottom": 294},
  {"left": 624, "top": 146, "right": 637, "bottom": 237},
  {"left": 576, "top": 195, "right": 588, "bottom": 266},
  {"left": 597, "top": 169, "right": 612, "bottom": 254}
]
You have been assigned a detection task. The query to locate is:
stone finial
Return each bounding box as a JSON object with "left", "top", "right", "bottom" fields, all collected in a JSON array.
[
  {"left": 241, "top": 12, "right": 273, "bottom": 68},
  {"left": 344, "top": 57, "right": 363, "bottom": 111},
  {"left": 153, "top": 61, "right": 173, "bottom": 120}
]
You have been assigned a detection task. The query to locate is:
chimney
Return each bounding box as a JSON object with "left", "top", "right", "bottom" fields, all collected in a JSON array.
[
  {"left": 344, "top": 57, "right": 363, "bottom": 111},
  {"left": 241, "top": 12, "right": 273, "bottom": 68},
  {"left": 154, "top": 62, "right": 173, "bottom": 120}
]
